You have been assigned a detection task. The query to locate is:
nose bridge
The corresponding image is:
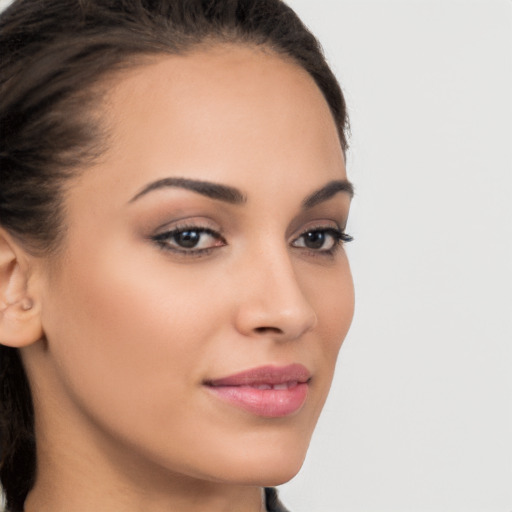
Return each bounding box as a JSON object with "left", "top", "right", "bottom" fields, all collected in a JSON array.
[{"left": 234, "top": 239, "right": 317, "bottom": 340}]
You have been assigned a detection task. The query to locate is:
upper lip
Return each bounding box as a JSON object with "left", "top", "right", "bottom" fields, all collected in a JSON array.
[{"left": 205, "top": 364, "right": 311, "bottom": 387}]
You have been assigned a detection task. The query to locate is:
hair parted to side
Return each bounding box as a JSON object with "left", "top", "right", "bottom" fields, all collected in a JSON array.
[{"left": 0, "top": 0, "right": 349, "bottom": 510}]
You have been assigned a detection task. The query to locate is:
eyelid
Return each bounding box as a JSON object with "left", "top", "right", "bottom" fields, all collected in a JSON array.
[
  {"left": 150, "top": 220, "right": 226, "bottom": 256},
  {"left": 151, "top": 215, "right": 221, "bottom": 234},
  {"left": 148, "top": 217, "right": 351, "bottom": 259},
  {"left": 290, "top": 222, "right": 353, "bottom": 255},
  {"left": 290, "top": 219, "right": 342, "bottom": 239},
  {"left": 153, "top": 226, "right": 223, "bottom": 243}
]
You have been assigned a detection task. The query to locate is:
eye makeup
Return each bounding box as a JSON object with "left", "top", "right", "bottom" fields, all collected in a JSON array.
[
  {"left": 151, "top": 223, "right": 227, "bottom": 257},
  {"left": 134, "top": 185, "right": 352, "bottom": 261},
  {"left": 292, "top": 227, "right": 352, "bottom": 254},
  {"left": 150, "top": 220, "right": 352, "bottom": 260}
]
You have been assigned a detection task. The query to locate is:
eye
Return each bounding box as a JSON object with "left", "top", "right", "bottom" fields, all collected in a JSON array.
[
  {"left": 292, "top": 227, "right": 352, "bottom": 254},
  {"left": 152, "top": 226, "right": 226, "bottom": 254}
]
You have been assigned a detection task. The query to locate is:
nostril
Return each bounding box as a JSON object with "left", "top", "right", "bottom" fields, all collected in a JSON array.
[{"left": 254, "top": 326, "right": 283, "bottom": 335}]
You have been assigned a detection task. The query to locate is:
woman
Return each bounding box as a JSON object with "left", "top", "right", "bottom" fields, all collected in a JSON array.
[{"left": 0, "top": 1, "right": 354, "bottom": 511}]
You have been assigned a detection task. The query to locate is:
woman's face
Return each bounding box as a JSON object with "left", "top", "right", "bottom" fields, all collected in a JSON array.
[{"left": 30, "top": 46, "right": 354, "bottom": 488}]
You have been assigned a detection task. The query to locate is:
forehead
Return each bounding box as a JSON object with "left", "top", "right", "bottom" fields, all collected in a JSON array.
[{"left": 75, "top": 45, "right": 346, "bottom": 204}]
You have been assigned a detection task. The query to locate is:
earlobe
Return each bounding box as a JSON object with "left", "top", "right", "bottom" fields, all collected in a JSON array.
[{"left": 0, "top": 229, "right": 43, "bottom": 348}]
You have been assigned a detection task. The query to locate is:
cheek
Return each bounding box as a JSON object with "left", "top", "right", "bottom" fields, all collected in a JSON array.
[
  {"left": 303, "top": 256, "right": 354, "bottom": 407},
  {"left": 40, "top": 240, "right": 225, "bottom": 437},
  {"left": 306, "top": 254, "right": 354, "bottom": 353}
]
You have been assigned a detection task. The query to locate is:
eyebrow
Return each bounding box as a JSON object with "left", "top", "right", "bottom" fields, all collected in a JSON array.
[
  {"left": 301, "top": 179, "right": 354, "bottom": 209},
  {"left": 129, "top": 176, "right": 353, "bottom": 208},
  {"left": 129, "top": 177, "right": 247, "bottom": 205}
]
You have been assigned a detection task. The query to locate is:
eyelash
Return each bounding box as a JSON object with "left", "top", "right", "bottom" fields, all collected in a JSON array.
[
  {"left": 151, "top": 224, "right": 353, "bottom": 257},
  {"left": 152, "top": 225, "right": 225, "bottom": 257},
  {"left": 292, "top": 228, "right": 353, "bottom": 256}
]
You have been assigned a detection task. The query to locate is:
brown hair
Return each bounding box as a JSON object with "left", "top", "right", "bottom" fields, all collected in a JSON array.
[{"left": 0, "top": 1, "right": 348, "bottom": 510}]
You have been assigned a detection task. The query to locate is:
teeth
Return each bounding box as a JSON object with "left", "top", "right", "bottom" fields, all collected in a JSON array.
[{"left": 251, "top": 381, "right": 299, "bottom": 390}]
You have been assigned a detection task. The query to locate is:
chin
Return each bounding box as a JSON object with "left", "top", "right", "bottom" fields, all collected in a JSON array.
[
  {"left": 217, "top": 461, "right": 305, "bottom": 488},
  {"left": 205, "top": 435, "right": 311, "bottom": 487},
  {"left": 257, "top": 465, "right": 305, "bottom": 487}
]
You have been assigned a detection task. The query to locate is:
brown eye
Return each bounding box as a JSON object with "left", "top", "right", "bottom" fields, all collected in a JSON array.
[
  {"left": 173, "top": 230, "right": 202, "bottom": 248},
  {"left": 152, "top": 226, "right": 226, "bottom": 254},
  {"left": 303, "top": 231, "right": 326, "bottom": 249},
  {"left": 292, "top": 228, "right": 351, "bottom": 254}
]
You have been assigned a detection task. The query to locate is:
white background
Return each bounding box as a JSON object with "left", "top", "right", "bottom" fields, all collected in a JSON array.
[
  {"left": 280, "top": 1, "right": 512, "bottom": 511},
  {"left": 1, "top": 0, "right": 510, "bottom": 510}
]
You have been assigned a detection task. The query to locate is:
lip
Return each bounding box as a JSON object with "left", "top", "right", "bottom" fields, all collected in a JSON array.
[{"left": 204, "top": 364, "right": 311, "bottom": 418}]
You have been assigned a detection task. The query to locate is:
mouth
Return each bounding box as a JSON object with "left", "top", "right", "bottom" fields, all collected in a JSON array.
[{"left": 203, "top": 364, "right": 311, "bottom": 418}]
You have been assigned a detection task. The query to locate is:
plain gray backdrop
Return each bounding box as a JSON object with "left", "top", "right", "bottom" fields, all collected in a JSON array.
[{"left": 0, "top": 0, "right": 510, "bottom": 510}]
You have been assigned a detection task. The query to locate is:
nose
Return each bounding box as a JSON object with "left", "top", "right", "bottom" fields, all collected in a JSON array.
[{"left": 234, "top": 248, "right": 318, "bottom": 341}]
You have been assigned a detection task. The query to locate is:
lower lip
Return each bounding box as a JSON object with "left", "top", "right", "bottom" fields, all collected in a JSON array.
[{"left": 205, "top": 383, "right": 309, "bottom": 418}]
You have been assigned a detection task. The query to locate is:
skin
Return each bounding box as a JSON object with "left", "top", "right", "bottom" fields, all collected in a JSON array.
[{"left": 18, "top": 45, "right": 354, "bottom": 512}]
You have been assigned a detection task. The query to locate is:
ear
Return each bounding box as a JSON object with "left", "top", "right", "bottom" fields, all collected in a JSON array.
[{"left": 0, "top": 228, "right": 43, "bottom": 347}]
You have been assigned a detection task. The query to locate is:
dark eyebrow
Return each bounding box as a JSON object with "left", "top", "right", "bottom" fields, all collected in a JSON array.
[
  {"left": 129, "top": 177, "right": 247, "bottom": 205},
  {"left": 302, "top": 179, "right": 354, "bottom": 209}
]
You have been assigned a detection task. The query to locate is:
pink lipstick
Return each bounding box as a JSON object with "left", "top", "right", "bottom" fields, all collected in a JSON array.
[{"left": 204, "top": 364, "right": 310, "bottom": 418}]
